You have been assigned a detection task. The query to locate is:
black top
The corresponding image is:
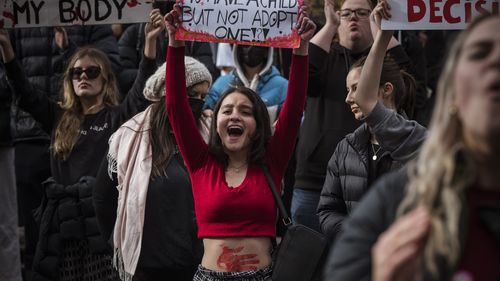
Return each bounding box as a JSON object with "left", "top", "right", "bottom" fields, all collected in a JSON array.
[
  {"left": 94, "top": 153, "right": 203, "bottom": 269},
  {"left": 5, "top": 55, "right": 156, "bottom": 185}
]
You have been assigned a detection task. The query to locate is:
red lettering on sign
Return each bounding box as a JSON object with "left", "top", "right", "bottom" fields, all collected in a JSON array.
[
  {"left": 408, "top": 0, "right": 426, "bottom": 22},
  {"left": 443, "top": 0, "right": 460, "bottom": 23}
]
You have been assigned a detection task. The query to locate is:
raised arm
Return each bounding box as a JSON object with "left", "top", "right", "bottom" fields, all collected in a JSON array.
[
  {"left": 310, "top": 0, "right": 339, "bottom": 52},
  {"left": 0, "top": 29, "right": 59, "bottom": 133},
  {"left": 164, "top": 4, "right": 208, "bottom": 172},
  {"left": 266, "top": 8, "right": 316, "bottom": 175},
  {"left": 116, "top": 9, "right": 164, "bottom": 121},
  {"left": 353, "top": 0, "right": 394, "bottom": 116}
]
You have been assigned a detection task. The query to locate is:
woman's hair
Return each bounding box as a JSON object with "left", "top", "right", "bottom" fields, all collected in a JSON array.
[
  {"left": 351, "top": 55, "right": 417, "bottom": 118},
  {"left": 53, "top": 47, "right": 119, "bottom": 160},
  {"left": 149, "top": 96, "right": 178, "bottom": 178},
  {"left": 396, "top": 14, "right": 498, "bottom": 277},
  {"left": 208, "top": 87, "right": 272, "bottom": 168}
]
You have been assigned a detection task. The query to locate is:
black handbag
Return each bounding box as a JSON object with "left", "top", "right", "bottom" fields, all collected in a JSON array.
[{"left": 261, "top": 165, "right": 329, "bottom": 281}]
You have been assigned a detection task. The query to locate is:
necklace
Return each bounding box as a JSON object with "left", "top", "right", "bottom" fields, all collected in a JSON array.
[
  {"left": 228, "top": 162, "right": 248, "bottom": 173},
  {"left": 371, "top": 143, "right": 381, "bottom": 161}
]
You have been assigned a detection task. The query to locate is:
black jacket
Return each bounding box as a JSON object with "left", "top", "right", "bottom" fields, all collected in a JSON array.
[
  {"left": 324, "top": 170, "right": 461, "bottom": 281},
  {"left": 6, "top": 55, "right": 155, "bottom": 280},
  {"left": 94, "top": 153, "right": 203, "bottom": 272},
  {"left": 317, "top": 103, "right": 426, "bottom": 241},
  {"left": 5, "top": 26, "right": 121, "bottom": 143},
  {"left": 5, "top": 56, "right": 154, "bottom": 186},
  {"left": 118, "top": 24, "right": 218, "bottom": 93},
  {"left": 294, "top": 42, "right": 412, "bottom": 192}
]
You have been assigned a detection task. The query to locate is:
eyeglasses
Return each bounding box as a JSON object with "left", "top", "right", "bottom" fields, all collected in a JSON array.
[
  {"left": 69, "top": 66, "right": 101, "bottom": 80},
  {"left": 339, "top": 8, "right": 371, "bottom": 19}
]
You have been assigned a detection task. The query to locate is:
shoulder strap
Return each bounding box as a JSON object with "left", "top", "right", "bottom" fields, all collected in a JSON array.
[{"left": 261, "top": 164, "right": 292, "bottom": 227}]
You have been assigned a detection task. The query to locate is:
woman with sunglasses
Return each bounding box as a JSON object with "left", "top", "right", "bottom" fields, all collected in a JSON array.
[
  {"left": 164, "top": 4, "right": 316, "bottom": 281},
  {"left": 0, "top": 9, "right": 163, "bottom": 281}
]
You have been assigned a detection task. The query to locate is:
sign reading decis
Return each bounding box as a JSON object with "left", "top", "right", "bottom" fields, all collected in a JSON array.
[{"left": 382, "top": 0, "right": 499, "bottom": 30}]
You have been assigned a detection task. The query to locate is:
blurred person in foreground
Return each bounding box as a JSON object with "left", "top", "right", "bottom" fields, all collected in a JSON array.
[{"left": 324, "top": 12, "right": 500, "bottom": 281}]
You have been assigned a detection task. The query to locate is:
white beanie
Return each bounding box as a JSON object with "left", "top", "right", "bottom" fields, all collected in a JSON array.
[{"left": 143, "top": 56, "right": 213, "bottom": 102}]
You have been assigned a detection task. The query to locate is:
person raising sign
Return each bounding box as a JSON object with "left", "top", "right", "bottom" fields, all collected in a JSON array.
[{"left": 163, "top": 3, "right": 316, "bottom": 280}]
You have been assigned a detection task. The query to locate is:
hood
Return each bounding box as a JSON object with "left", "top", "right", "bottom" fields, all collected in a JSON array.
[{"left": 232, "top": 45, "right": 274, "bottom": 91}]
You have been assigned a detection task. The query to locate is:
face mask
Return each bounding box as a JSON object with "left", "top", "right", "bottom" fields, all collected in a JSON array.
[
  {"left": 238, "top": 46, "right": 268, "bottom": 68},
  {"left": 188, "top": 97, "right": 204, "bottom": 120}
]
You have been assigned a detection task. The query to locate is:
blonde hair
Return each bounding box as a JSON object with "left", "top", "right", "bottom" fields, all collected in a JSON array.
[
  {"left": 53, "top": 47, "right": 119, "bottom": 160},
  {"left": 397, "top": 14, "right": 499, "bottom": 277}
]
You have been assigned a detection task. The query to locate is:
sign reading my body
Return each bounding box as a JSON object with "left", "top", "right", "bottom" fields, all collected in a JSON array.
[{"left": 12, "top": 0, "right": 130, "bottom": 25}]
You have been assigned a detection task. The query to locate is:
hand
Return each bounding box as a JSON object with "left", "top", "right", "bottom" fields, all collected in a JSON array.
[
  {"left": 164, "top": 3, "right": 183, "bottom": 47},
  {"left": 324, "top": 0, "right": 340, "bottom": 29},
  {"left": 296, "top": 5, "right": 317, "bottom": 42},
  {"left": 372, "top": 207, "right": 431, "bottom": 281},
  {"left": 370, "top": 0, "right": 392, "bottom": 33},
  {"left": 0, "top": 28, "right": 10, "bottom": 47},
  {"left": 54, "top": 27, "right": 69, "bottom": 50},
  {"left": 145, "top": 8, "right": 165, "bottom": 40},
  {"left": 0, "top": 28, "right": 14, "bottom": 62},
  {"left": 203, "top": 109, "right": 213, "bottom": 118}
]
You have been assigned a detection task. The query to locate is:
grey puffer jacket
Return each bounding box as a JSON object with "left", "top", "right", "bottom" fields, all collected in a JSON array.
[{"left": 317, "top": 102, "right": 426, "bottom": 241}]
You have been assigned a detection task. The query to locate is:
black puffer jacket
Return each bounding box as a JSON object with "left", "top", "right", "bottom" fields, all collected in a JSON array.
[
  {"left": 317, "top": 103, "right": 426, "bottom": 241},
  {"left": 6, "top": 26, "right": 121, "bottom": 142},
  {"left": 118, "top": 24, "right": 218, "bottom": 93},
  {"left": 32, "top": 177, "right": 107, "bottom": 281}
]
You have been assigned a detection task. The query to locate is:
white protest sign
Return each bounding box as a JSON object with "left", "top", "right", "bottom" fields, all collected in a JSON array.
[
  {"left": 177, "top": 0, "right": 302, "bottom": 48},
  {"left": 382, "top": 0, "right": 499, "bottom": 30},
  {"left": 0, "top": 0, "right": 153, "bottom": 28}
]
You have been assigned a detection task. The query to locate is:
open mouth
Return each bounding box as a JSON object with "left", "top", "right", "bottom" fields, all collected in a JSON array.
[
  {"left": 227, "top": 126, "right": 244, "bottom": 137},
  {"left": 490, "top": 81, "right": 500, "bottom": 92}
]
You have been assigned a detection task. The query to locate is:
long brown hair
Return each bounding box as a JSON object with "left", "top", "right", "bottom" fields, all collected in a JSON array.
[
  {"left": 149, "top": 96, "right": 178, "bottom": 178},
  {"left": 53, "top": 47, "right": 119, "bottom": 160}
]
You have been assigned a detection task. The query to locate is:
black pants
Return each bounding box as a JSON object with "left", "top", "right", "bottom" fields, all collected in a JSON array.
[{"left": 133, "top": 266, "right": 197, "bottom": 281}]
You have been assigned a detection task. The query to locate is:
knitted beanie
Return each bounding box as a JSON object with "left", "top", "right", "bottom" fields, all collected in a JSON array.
[{"left": 143, "top": 56, "right": 213, "bottom": 102}]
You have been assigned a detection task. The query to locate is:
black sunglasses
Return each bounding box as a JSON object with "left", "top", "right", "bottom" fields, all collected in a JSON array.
[{"left": 69, "top": 66, "right": 101, "bottom": 80}]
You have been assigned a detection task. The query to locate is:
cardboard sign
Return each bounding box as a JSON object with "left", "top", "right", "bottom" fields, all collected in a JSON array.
[
  {"left": 0, "top": 0, "right": 153, "bottom": 28},
  {"left": 176, "top": 0, "right": 302, "bottom": 48},
  {"left": 382, "top": 0, "right": 499, "bottom": 30}
]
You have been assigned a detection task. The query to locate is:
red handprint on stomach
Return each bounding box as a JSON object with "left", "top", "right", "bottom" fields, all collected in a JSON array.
[{"left": 217, "top": 246, "right": 260, "bottom": 271}]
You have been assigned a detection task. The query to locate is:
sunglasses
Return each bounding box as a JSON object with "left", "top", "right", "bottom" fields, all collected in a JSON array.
[{"left": 69, "top": 66, "right": 101, "bottom": 80}]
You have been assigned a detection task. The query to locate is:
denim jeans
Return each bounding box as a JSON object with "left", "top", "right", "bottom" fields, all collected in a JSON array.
[
  {"left": 291, "top": 188, "right": 321, "bottom": 232},
  {"left": 0, "top": 147, "right": 22, "bottom": 281}
]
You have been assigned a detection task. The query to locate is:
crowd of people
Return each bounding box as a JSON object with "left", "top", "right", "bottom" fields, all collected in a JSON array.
[{"left": 0, "top": 0, "right": 498, "bottom": 280}]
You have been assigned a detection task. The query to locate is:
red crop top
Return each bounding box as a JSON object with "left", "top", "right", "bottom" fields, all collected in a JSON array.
[{"left": 165, "top": 46, "right": 308, "bottom": 238}]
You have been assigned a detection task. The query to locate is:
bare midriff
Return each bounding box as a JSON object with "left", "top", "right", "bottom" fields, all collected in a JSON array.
[{"left": 202, "top": 237, "right": 273, "bottom": 272}]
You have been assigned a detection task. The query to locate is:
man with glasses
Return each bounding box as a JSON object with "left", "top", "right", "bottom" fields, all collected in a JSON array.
[{"left": 292, "top": 0, "right": 413, "bottom": 237}]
